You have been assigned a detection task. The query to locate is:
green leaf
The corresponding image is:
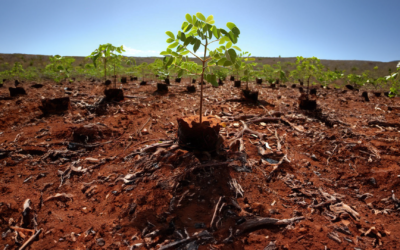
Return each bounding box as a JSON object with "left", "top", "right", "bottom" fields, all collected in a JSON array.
[
  {"left": 220, "top": 29, "right": 229, "bottom": 36},
  {"left": 183, "top": 36, "right": 193, "bottom": 47},
  {"left": 197, "top": 29, "right": 204, "bottom": 40},
  {"left": 160, "top": 51, "right": 170, "bottom": 56},
  {"left": 196, "top": 12, "right": 206, "bottom": 22},
  {"left": 206, "top": 15, "right": 214, "bottom": 23},
  {"left": 185, "top": 14, "right": 193, "bottom": 24},
  {"left": 226, "top": 22, "right": 236, "bottom": 30},
  {"left": 180, "top": 50, "right": 190, "bottom": 55},
  {"left": 228, "top": 31, "right": 238, "bottom": 44},
  {"left": 165, "top": 57, "right": 174, "bottom": 69},
  {"left": 166, "top": 31, "right": 175, "bottom": 40},
  {"left": 194, "top": 20, "right": 201, "bottom": 28},
  {"left": 210, "top": 26, "right": 220, "bottom": 39},
  {"left": 226, "top": 49, "right": 237, "bottom": 63},
  {"left": 181, "top": 21, "right": 188, "bottom": 30},
  {"left": 184, "top": 24, "right": 193, "bottom": 32},
  {"left": 219, "top": 36, "right": 228, "bottom": 44},
  {"left": 168, "top": 42, "right": 179, "bottom": 49},
  {"left": 193, "top": 39, "right": 201, "bottom": 53},
  {"left": 232, "top": 46, "right": 241, "bottom": 51},
  {"left": 205, "top": 74, "right": 210, "bottom": 82},
  {"left": 226, "top": 42, "right": 232, "bottom": 49},
  {"left": 209, "top": 74, "right": 218, "bottom": 87},
  {"left": 234, "top": 61, "right": 241, "bottom": 70},
  {"left": 180, "top": 32, "right": 186, "bottom": 42},
  {"left": 178, "top": 69, "right": 184, "bottom": 78},
  {"left": 231, "top": 27, "right": 240, "bottom": 36},
  {"left": 223, "top": 60, "right": 233, "bottom": 66},
  {"left": 166, "top": 38, "right": 174, "bottom": 43},
  {"left": 217, "top": 58, "right": 226, "bottom": 66}
]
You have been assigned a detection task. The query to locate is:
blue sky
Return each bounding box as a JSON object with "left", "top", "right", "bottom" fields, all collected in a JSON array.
[{"left": 1, "top": 0, "right": 399, "bottom": 62}]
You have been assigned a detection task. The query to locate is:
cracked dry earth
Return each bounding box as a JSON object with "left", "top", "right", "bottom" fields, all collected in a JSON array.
[{"left": 1, "top": 79, "right": 400, "bottom": 250}]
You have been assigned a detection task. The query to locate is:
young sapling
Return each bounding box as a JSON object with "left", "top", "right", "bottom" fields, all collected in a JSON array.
[
  {"left": 161, "top": 12, "right": 241, "bottom": 150},
  {"left": 87, "top": 43, "right": 125, "bottom": 89}
]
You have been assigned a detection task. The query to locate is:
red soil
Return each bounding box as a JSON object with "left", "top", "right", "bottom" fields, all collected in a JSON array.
[{"left": 0, "top": 79, "right": 400, "bottom": 249}]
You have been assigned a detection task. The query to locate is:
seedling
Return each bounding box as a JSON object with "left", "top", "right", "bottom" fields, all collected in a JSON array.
[
  {"left": 346, "top": 73, "right": 366, "bottom": 90},
  {"left": 161, "top": 12, "right": 241, "bottom": 123},
  {"left": 364, "top": 66, "right": 384, "bottom": 91},
  {"left": 387, "top": 62, "right": 400, "bottom": 97},
  {"left": 10, "top": 62, "right": 25, "bottom": 82},
  {"left": 216, "top": 67, "right": 229, "bottom": 82},
  {"left": 87, "top": 43, "right": 125, "bottom": 88},
  {"left": 295, "top": 56, "right": 321, "bottom": 98},
  {"left": 124, "top": 58, "right": 137, "bottom": 79},
  {"left": 232, "top": 51, "right": 256, "bottom": 89},
  {"left": 45, "top": 55, "right": 75, "bottom": 83},
  {"left": 263, "top": 64, "right": 276, "bottom": 85},
  {"left": 108, "top": 55, "right": 124, "bottom": 85},
  {"left": 150, "top": 59, "right": 163, "bottom": 80},
  {"left": 138, "top": 62, "right": 149, "bottom": 83},
  {"left": 317, "top": 69, "right": 342, "bottom": 88},
  {"left": 273, "top": 62, "right": 288, "bottom": 85},
  {"left": 171, "top": 58, "right": 202, "bottom": 87},
  {"left": 228, "top": 51, "right": 256, "bottom": 88}
]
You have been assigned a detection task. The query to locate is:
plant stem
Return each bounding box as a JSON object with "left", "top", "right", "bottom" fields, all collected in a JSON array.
[
  {"left": 114, "top": 63, "right": 116, "bottom": 88},
  {"left": 199, "top": 37, "right": 208, "bottom": 123},
  {"left": 307, "top": 75, "right": 311, "bottom": 99},
  {"left": 104, "top": 58, "right": 107, "bottom": 83}
]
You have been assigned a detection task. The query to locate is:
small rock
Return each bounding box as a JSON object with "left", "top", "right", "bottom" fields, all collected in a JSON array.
[
  {"left": 96, "top": 238, "right": 105, "bottom": 246},
  {"left": 142, "top": 128, "right": 149, "bottom": 134},
  {"left": 233, "top": 122, "right": 239, "bottom": 128},
  {"left": 260, "top": 122, "right": 267, "bottom": 127}
]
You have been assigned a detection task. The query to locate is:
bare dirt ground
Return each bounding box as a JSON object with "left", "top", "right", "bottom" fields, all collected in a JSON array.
[{"left": 1, "top": 79, "right": 400, "bottom": 250}]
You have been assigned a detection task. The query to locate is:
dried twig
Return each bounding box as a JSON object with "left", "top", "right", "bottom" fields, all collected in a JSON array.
[
  {"left": 210, "top": 196, "right": 223, "bottom": 230},
  {"left": 235, "top": 216, "right": 304, "bottom": 235},
  {"left": 19, "top": 229, "right": 42, "bottom": 250},
  {"left": 136, "top": 117, "right": 151, "bottom": 137}
]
